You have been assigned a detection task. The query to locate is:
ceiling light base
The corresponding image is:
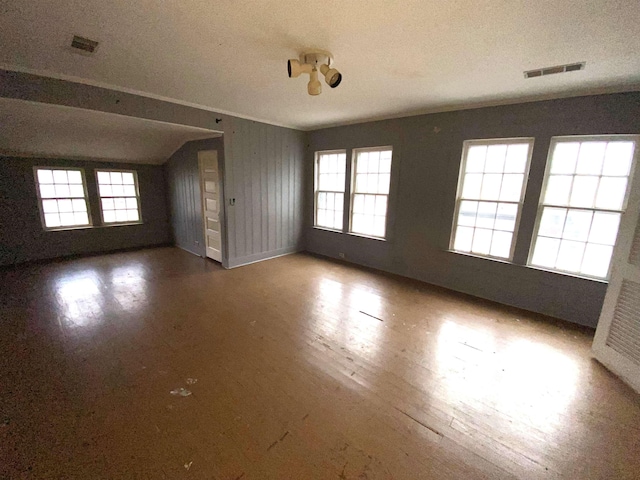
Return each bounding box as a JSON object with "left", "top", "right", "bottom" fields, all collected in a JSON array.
[{"left": 300, "top": 49, "right": 334, "bottom": 68}]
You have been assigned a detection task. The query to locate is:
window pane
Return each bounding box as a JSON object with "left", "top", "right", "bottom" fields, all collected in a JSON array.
[
  {"left": 112, "top": 184, "right": 125, "bottom": 196},
  {"left": 40, "top": 184, "right": 56, "bottom": 198},
  {"left": 110, "top": 172, "right": 123, "bottom": 184},
  {"left": 568, "top": 176, "right": 598, "bottom": 208},
  {"left": 353, "top": 194, "right": 364, "bottom": 214},
  {"left": 495, "top": 203, "right": 517, "bottom": 232},
  {"left": 102, "top": 198, "right": 115, "bottom": 210},
  {"left": 100, "top": 184, "right": 113, "bottom": 196},
  {"left": 466, "top": 146, "right": 487, "bottom": 172},
  {"left": 379, "top": 157, "right": 391, "bottom": 173},
  {"left": 104, "top": 210, "right": 117, "bottom": 223},
  {"left": 505, "top": 144, "right": 529, "bottom": 173},
  {"left": 544, "top": 175, "right": 572, "bottom": 206},
  {"left": 97, "top": 171, "right": 111, "bottom": 184},
  {"left": 37, "top": 169, "right": 53, "bottom": 184},
  {"left": 115, "top": 210, "right": 128, "bottom": 222},
  {"left": 480, "top": 174, "right": 501, "bottom": 201},
  {"left": 69, "top": 184, "right": 85, "bottom": 198},
  {"left": 337, "top": 155, "right": 346, "bottom": 174},
  {"left": 471, "top": 228, "right": 492, "bottom": 255},
  {"left": 454, "top": 226, "right": 473, "bottom": 252},
  {"left": 499, "top": 174, "right": 523, "bottom": 202},
  {"left": 122, "top": 172, "right": 135, "bottom": 184},
  {"left": 55, "top": 184, "right": 70, "bottom": 197},
  {"left": 317, "top": 192, "right": 326, "bottom": 209},
  {"left": 124, "top": 185, "right": 136, "bottom": 197},
  {"left": 485, "top": 145, "right": 507, "bottom": 172},
  {"left": 44, "top": 213, "right": 61, "bottom": 228},
  {"left": 373, "top": 216, "right": 385, "bottom": 237},
  {"left": 551, "top": 143, "right": 579, "bottom": 174},
  {"left": 581, "top": 244, "right": 613, "bottom": 277},
  {"left": 334, "top": 210, "right": 343, "bottom": 230},
  {"left": 42, "top": 199, "right": 58, "bottom": 214},
  {"left": 114, "top": 198, "right": 127, "bottom": 209},
  {"left": 67, "top": 170, "right": 82, "bottom": 184},
  {"left": 355, "top": 158, "right": 366, "bottom": 174},
  {"left": 588, "top": 212, "right": 620, "bottom": 246},
  {"left": 378, "top": 174, "right": 390, "bottom": 194},
  {"left": 576, "top": 142, "right": 606, "bottom": 175},
  {"left": 538, "top": 207, "right": 566, "bottom": 238},
  {"left": 326, "top": 192, "right": 335, "bottom": 211},
  {"left": 602, "top": 142, "right": 634, "bottom": 176},
  {"left": 57, "top": 199, "right": 73, "bottom": 213},
  {"left": 556, "top": 240, "right": 585, "bottom": 272},
  {"left": 74, "top": 212, "right": 89, "bottom": 225},
  {"left": 375, "top": 196, "right": 387, "bottom": 216},
  {"left": 60, "top": 212, "right": 75, "bottom": 226},
  {"left": 563, "top": 210, "right": 593, "bottom": 242},
  {"left": 532, "top": 237, "right": 560, "bottom": 268},
  {"left": 595, "top": 177, "right": 627, "bottom": 210},
  {"left": 364, "top": 195, "right": 375, "bottom": 215},
  {"left": 72, "top": 199, "right": 86, "bottom": 212},
  {"left": 126, "top": 210, "right": 140, "bottom": 222},
  {"left": 490, "top": 231, "right": 512, "bottom": 258},
  {"left": 52, "top": 170, "right": 68, "bottom": 184},
  {"left": 462, "top": 173, "right": 482, "bottom": 199},
  {"left": 368, "top": 152, "right": 379, "bottom": 173},
  {"left": 476, "top": 202, "right": 497, "bottom": 229},
  {"left": 458, "top": 201, "right": 477, "bottom": 227}
]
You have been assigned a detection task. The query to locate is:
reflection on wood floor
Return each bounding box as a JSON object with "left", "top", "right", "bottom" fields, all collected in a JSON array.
[{"left": 1, "top": 247, "right": 638, "bottom": 479}]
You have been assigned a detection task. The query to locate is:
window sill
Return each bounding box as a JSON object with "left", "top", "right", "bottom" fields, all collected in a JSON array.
[
  {"left": 346, "top": 232, "right": 387, "bottom": 242},
  {"left": 312, "top": 226, "right": 343, "bottom": 234},
  {"left": 448, "top": 250, "right": 512, "bottom": 264},
  {"left": 101, "top": 221, "right": 144, "bottom": 228},
  {"left": 448, "top": 250, "right": 608, "bottom": 283}
]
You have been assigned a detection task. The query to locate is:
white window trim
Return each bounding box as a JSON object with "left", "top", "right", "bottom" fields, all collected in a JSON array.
[
  {"left": 348, "top": 145, "right": 393, "bottom": 240},
  {"left": 95, "top": 168, "right": 143, "bottom": 226},
  {"left": 527, "top": 134, "right": 640, "bottom": 280},
  {"left": 33, "top": 166, "right": 93, "bottom": 231},
  {"left": 314, "top": 149, "right": 347, "bottom": 232},
  {"left": 449, "top": 137, "right": 535, "bottom": 262}
]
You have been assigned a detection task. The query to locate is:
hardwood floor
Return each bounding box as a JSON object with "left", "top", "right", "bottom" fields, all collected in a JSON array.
[{"left": 1, "top": 247, "right": 639, "bottom": 479}]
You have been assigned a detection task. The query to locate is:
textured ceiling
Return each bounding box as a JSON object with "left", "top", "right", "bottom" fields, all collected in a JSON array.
[
  {"left": 1, "top": 0, "right": 640, "bottom": 130},
  {"left": 0, "top": 98, "right": 220, "bottom": 164}
]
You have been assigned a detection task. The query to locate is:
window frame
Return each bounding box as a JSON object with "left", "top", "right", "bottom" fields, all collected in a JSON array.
[
  {"left": 348, "top": 145, "right": 394, "bottom": 240},
  {"left": 449, "top": 137, "right": 535, "bottom": 261},
  {"left": 33, "top": 166, "right": 93, "bottom": 231},
  {"left": 95, "top": 168, "right": 143, "bottom": 226},
  {"left": 527, "top": 134, "right": 639, "bottom": 280},
  {"left": 313, "top": 149, "right": 347, "bottom": 232}
]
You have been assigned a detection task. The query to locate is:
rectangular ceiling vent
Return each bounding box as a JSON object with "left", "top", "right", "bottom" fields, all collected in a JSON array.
[
  {"left": 71, "top": 35, "right": 99, "bottom": 54},
  {"left": 524, "top": 62, "right": 585, "bottom": 79}
]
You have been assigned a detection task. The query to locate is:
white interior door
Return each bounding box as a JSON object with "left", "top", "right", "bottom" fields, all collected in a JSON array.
[
  {"left": 593, "top": 144, "right": 640, "bottom": 394},
  {"left": 198, "top": 150, "right": 222, "bottom": 262}
]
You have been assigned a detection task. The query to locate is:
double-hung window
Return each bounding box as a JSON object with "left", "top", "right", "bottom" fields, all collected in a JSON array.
[
  {"left": 314, "top": 150, "right": 346, "bottom": 230},
  {"left": 350, "top": 147, "right": 393, "bottom": 238},
  {"left": 529, "top": 136, "right": 637, "bottom": 278},
  {"left": 34, "top": 167, "right": 91, "bottom": 230},
  {"left": 96, "top": 170, "right": 142, "bottom": 224},
  {"left": 451, "top": 139, "right": 533, "bottom": 259}
]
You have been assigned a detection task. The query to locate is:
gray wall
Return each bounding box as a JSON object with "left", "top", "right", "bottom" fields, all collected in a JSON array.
[
  {"left": 0, "top": 156, "right": 171, "bottom": 266},
  {"left": 223, "top": 117, "right": 305, "bottom": 267},
  {"left": 305, "top": 92, "right": 640, "bottom": 328},
  {"left": 166, "top": 137, "right": 225, "bottom": 258}
]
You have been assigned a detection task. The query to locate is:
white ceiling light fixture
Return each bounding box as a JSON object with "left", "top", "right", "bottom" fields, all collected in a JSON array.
[{"left": 287, "top": 49, "right": 342, "bottom": 96}]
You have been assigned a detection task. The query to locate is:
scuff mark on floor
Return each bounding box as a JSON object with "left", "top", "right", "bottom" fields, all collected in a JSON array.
[
  {"left": 359, "top": 311, "right": 384, "bottom": 322},
  {"left": 394, "top": 407, "right": 443, "bottom": 438},
  {"left": 266, "top": 430, "right": 291, "bottom": 452}
]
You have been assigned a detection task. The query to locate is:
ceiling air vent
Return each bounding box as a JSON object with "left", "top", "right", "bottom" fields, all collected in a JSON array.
[
  {"left": 71, "top": 35, "right": 99, "bottom": 54},
  {"left": 524, "top": 62, "right": 585, "bottom": 79}
]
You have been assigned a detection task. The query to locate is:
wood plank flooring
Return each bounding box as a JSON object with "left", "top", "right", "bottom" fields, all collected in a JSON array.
[{"left": 1, "top": 247, "right": 639, "bottom": 479}]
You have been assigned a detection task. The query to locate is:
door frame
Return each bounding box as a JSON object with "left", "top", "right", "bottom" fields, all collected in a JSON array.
[{"left": 198, "top": 145, "right": 228, "bottom": 267}]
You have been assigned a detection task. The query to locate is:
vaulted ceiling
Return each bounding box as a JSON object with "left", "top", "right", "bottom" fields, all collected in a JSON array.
[
  {"left": 0, "top": 98, "right": 220, "bottom": 164},
  {"left": 2, "top": 1, "right": 640, "bottom": 130}
]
